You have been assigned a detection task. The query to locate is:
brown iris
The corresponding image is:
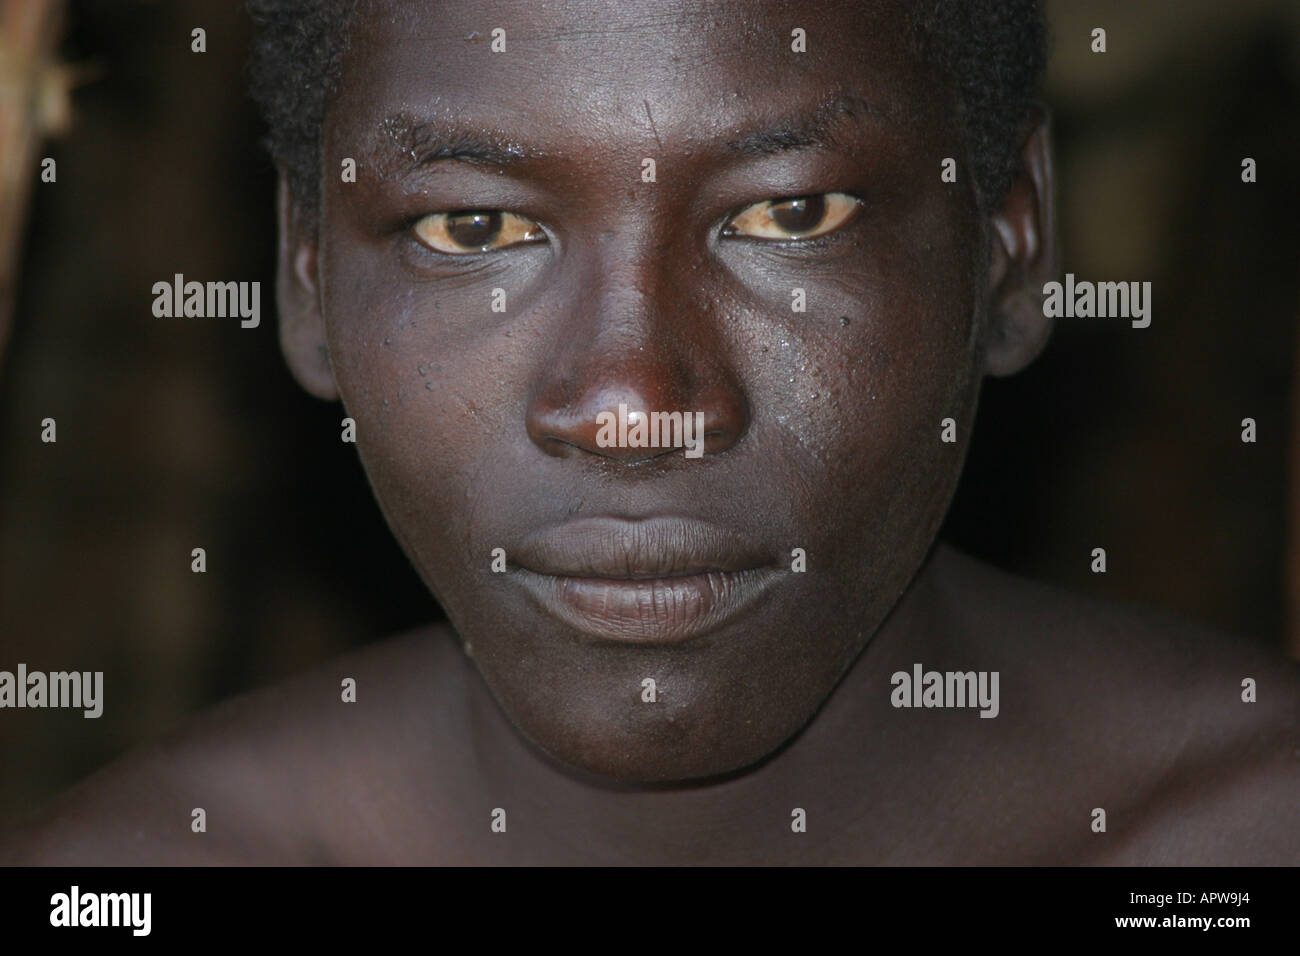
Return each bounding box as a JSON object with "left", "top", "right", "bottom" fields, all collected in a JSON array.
[
  {"left": 724, "top": 192, "right": 859, "bottom": 240},
  {"left": 412, "top": 209, "right": 545, "bottom": 254}
]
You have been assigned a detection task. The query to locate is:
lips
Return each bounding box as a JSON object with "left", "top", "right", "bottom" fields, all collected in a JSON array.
[{"left": 511, "top": 516, "right": 782, "bottom": 643}]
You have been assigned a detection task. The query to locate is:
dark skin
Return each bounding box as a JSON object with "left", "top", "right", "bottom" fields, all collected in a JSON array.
[{"left": 4, "top": 0, "right": 1297, "bottom": 865}]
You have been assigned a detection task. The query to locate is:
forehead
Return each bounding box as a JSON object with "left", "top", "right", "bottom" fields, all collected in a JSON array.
[{"left": 330, "top": 0, "right": 941, "bottom": 156}]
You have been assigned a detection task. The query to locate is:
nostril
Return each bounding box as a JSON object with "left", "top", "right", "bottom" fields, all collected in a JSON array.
[
  {"left": 525, "top": 337, "right": 751, "bottom": 462},
  {"left": 536, "top": 435, "right": 579, "bottom": 459}
]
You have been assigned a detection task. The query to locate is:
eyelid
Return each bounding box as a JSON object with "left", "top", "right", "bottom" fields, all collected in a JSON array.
[
  {"left": 403, "top": 193, "right": 859, "bottom": 258},
  {"left": 722, "top": 192, "right": 861, "bottom": 242},
  {"left": 410, "top": 209, "right": 547, "bottom": 256}
]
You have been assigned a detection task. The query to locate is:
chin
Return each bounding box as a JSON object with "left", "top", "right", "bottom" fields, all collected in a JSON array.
[
  {"left": 547, "top": 736, "right": 777, "bottom": 787},
  {"left": 501, "top": 683, "right": 800, "bottom": 787}
]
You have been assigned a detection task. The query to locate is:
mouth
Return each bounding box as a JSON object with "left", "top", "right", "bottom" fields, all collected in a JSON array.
[{"left": 511, "top": 516, "right": 782, "bottom": 643}]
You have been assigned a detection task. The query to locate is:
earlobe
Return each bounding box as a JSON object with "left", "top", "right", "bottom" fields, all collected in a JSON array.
[
  {"left": 982, "top": 105, "right": 1059, "bottom": 378},
  {"left": 276, "top": 175, "right": 338, "bottom": 400}
]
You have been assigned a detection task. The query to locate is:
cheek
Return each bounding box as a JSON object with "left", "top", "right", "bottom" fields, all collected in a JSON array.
[
  {"left": 758, "top": 239, "right": 982, "bottom": 620},
  {"left": 749, "top": 199, "right": 982, "bottom": 532},
  {"left": 315, "top": 251, "right": 515, "bottom": 583}
]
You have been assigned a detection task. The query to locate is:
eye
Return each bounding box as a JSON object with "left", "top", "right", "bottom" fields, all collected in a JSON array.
[
  {"left": 411, "top": 209, "right": 546, "bottom": 255},
  {"left": 722, "top": 192, "right": 860, "bottom": 241}
]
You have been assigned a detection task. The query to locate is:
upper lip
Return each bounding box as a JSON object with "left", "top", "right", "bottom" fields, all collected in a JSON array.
[{"left": 512, "top": 516, "right": 773, "bottom": 579}]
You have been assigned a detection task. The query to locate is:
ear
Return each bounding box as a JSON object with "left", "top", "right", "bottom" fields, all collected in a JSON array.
[
  {"left": 276, "top": 174, "right": 338, "bottom": 400},
  {"left": 982, "top": 104, "right": 1059, "bottom": 377}
]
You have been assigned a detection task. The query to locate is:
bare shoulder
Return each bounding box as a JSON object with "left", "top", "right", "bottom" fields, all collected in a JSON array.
[
  {"left": 0, "top": 624, "right": 467, "bottom": 865},
  {"left": 928, "top": 544, "right": 1300, "bottom": 864}
]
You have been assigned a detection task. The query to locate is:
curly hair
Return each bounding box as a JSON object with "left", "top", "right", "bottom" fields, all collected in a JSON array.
[
  {"left": 246, "top": 0, "right": 1048, "bottom": 226},
  {"left": 246, "top": 0, "right": 359, "bottom": 226}
]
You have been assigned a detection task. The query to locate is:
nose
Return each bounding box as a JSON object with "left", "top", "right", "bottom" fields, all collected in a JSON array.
[{"left": 525, "top": 260, "right": 749, "bottom": 463}]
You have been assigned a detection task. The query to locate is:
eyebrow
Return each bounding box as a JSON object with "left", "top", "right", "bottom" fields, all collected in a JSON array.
[
  {"left": 723, "top": 91, "right": 893, "bottom": 157},
  {"left": 372, "top": 113, "right": 546, "bottom": 173},
  {"left": 368, "top": 89, "right": 891, "bottom": 175}
]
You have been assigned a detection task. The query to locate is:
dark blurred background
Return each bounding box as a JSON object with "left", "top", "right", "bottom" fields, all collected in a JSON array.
[{"left": 1, "top": 0, "right": 1298, "bottom": 821}]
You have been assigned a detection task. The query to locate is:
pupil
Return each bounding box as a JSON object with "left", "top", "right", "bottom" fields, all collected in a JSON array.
[
  {"left": 447, "top": 210, "right": 502, "bottom": 248},
  {"left": 771, "top": 195, "right": 825, "bottom": 234}
]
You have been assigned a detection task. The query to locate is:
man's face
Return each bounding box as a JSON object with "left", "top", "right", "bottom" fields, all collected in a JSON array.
[{"left": 313, "top": 0, "right": 989, "bottom": 782}]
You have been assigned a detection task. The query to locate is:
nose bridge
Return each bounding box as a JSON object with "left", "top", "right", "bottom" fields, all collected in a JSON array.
[
  {"left": 566, "top": 149, "right": 696, "bottom": 341},
  {"left": 583, "top": 227, "right": 688, "bottom": 378},
  {"left": 525, "top": 221, "right": 748, "bottom": 462},
  {"left": 543, "top": 236, "right": 695, "bottom": 433}
]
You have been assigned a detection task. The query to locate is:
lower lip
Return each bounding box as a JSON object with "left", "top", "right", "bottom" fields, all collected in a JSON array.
[{"left": 515, "top": 567, "right": 781, "bottom": 643}]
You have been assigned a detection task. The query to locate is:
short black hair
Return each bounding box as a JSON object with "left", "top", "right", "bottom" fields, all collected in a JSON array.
[
  {"left": 246, "top": 0, "right": 359, "bottom": 227},
  {"left": 247, "top": 0, "right": 1048, "bottom": 226}
]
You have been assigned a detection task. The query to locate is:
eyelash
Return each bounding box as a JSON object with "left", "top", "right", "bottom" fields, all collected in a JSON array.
[{"left": 402, "top": 192, "right": 864, "bottom": 259}]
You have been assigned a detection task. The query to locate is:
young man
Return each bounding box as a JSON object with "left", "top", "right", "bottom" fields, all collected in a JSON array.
[{"left": 4, "top": 0, "right": 1297, "bottom": 865}]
